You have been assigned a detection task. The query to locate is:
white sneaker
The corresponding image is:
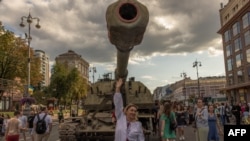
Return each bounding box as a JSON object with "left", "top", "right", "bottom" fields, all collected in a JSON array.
[{"left": 182, "top": 136, "right": 185, "bottom": 140}]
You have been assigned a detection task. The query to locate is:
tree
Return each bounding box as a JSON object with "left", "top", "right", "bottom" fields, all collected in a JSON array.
[
  {"left": 32, "top": 90, "right": 47, "bottom": 105},
  {"left": 0, "top": 22, "right": 42, "bottom": 86},
  {"left": 48, "top": 63, "right": 88, "bottom": 110},
  {"left": 49, "top": 63, "right": 69, "bottom": 105},
  {"left": 67, "top": 68, "right": 87, "bottom": 102}
]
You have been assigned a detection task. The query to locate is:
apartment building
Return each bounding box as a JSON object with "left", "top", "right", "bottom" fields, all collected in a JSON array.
[
  {"left": 34, "top": 50, "right": 50, "bottom": 87},
  {"left": 218, "top": 0, "right": 250, "bottom": 103}
]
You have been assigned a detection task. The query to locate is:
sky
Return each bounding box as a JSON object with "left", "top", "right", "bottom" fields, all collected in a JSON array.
[{"left": 0, "top": 0, "right": 229, "bottom": 93}]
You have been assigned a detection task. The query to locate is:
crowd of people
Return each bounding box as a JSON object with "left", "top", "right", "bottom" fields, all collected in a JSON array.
[
  {"left": 152, "top": 98, "right": 250, "bottom": 141},
  {"left": 0, "top": 106, "right": 53, "bottom": 141},
  {"left": 113, "top": 78, "right": 250, "bottom": 141}
]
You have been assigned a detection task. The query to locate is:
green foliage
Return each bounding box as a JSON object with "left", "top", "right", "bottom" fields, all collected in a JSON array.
[
  {"left": 67, "top": 68, "right": 87, "bottom": 102},
  {"left": 0, "top": 22, "right": 42, "bottom": 86},
  {"left": 32, "top": 90, "right": 47, "bottom": 105},
  {"left": 48, "top": 63, "right": 87, "bottom": 106}
]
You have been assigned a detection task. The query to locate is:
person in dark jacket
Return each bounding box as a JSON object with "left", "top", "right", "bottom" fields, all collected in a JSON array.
[
  {"left": 27, "top": 111, "right": 35, "bottom": 141},
  {"left": 58, "top": 109, "right": 64, "bottom": 123},
  {"left": 231, "top": 102, "right": 241, "bottom": 125}
]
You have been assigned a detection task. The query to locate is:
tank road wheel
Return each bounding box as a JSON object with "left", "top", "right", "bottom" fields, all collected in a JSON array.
[{"left": 59, "top": 123, "right": 78, "bottom": 141}]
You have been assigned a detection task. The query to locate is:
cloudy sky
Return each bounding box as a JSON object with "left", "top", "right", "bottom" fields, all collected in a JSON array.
[{"left": 0, "top": 0, "right": 228, "bottom": 93}]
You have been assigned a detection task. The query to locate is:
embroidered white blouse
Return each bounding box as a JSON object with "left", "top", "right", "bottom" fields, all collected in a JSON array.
[{"left": 114, "top": 92, "right": 145, "bottom": 141}]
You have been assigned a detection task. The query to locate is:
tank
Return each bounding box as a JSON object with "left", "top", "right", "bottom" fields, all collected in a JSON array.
[{"left": 59, "top": 0, "right": 153, "bottom": 140}]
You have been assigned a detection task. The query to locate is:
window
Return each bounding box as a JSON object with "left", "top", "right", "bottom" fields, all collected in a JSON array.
[
  {"left": 237, "top": 70, "right": 244, "bottom": 83},
  {"left": 236, "top": 53, "right": 242, "bottom": 67},
  {"left": 224, "top": 30, "right": 231, "bottom": 42},
  {"left": 244, "top": 30, "right": 250, "bottom": 46},
  {"left": 247, "top": 49, "right": 250, "bottom": 63},
  {"left": 233, "top": 22, "right": 240, "bottom": 36},
  {"left": 227, "top": 58, "right": 233, "bottom": 71},
  {"left": 228, "top": 73, "right": 234, "bottom": 85},
  {"left": 234, "top": 38, "right": 242, "bottom": 52},
  {"left": 242, "top": 12, "right": 250, "bottom": 29},
  {"left": 226, "top": 44, "right": 232, "bottom": 56}
]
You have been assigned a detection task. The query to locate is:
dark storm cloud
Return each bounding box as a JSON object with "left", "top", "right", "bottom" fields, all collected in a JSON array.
[
  {"left": 0, "top": 0, "right": 222, "bottom": 64},
  {"left": 131, "top": 0, "right": 222, "bottom": 56}
]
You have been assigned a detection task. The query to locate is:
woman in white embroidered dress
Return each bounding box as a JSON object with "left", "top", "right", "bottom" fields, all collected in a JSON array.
[{"left": 114, "top": 78, "right": 145, "bottom": 141}]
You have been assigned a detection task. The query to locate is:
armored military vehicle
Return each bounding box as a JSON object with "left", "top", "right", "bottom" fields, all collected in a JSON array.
[{"left": 59, "top": 0, "right": 154, "bottom": 140}]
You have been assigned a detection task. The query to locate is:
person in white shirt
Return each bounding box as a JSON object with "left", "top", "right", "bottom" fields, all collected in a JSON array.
[{"left": 19, "top": 111, "right": 28, "bottom": 141}]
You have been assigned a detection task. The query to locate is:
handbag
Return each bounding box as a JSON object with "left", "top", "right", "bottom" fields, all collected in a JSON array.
[{"left": 192, "top": 108, "right": 204, "bottom": 128}]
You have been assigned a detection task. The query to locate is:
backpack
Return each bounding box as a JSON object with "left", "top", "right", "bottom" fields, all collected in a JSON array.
[{"left": 35, "top": 114, "right": 47, "bottom": 134}]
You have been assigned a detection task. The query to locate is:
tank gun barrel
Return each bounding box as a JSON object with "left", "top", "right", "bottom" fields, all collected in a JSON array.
[{"left": 106, "top": 0, "right": 149, "bottom": 80}]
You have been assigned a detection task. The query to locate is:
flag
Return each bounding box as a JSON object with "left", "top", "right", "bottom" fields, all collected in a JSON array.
[{"left": 28, "top": 86, "right": 34, "bottom": 95}]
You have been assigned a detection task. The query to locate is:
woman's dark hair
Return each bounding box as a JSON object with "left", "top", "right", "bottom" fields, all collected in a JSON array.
[
  {"left": 163, "top": 102, "right": 172, "bottom": 117},
  {"left": 176, "top": 104, "right": 184, "bottom": 111}
]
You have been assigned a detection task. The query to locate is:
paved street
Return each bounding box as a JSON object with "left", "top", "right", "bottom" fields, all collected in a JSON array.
[{"left": 16, "top": 124, "right": 224, "bottom": 141}]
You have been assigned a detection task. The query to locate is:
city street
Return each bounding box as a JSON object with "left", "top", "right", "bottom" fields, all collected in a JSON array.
[{"left": 17, "top": 123, "right": 224, "bottom": 141}]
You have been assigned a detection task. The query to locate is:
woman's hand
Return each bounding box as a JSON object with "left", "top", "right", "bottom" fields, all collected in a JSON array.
[
  {"left": 116, "top": 78, "right": 123, "bottom": 88},
  {"left": 115, "top": 78, "right": 123, "bottom": 93}
]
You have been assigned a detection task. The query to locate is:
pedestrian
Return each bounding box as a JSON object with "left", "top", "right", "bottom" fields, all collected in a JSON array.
[
  {"left": 224, "top": 103, "right": 231, "bottom": 124},
  {"left": 242, "top": 106, "right": 249, "bottom": 124},
  {"left": 188, "top": 106, "right": 194, "bottom": 125},
  {"left": 5, "top": 111, "right": 26, "bottom": 141},
  {"left": 194, "top": 98, "right": 209, "bottom": 141},
  {"left": 207, "top": 105, "right": 223, "bottom": 141},
  {"left": 113, "top": 78, "right": 144, "bottom": 141},
  {"left": 33, "top": 106, "right": 52, "bottom": 141},
  {"left": 231, "top": 102, "right": 241, "bottom": 125},
  {"left": 219, "top": 103, "right": 226, "bottom": 125},
  {"left": 175, "top": 103, "right": 186, "bottom": 140},
  {"left": 157, "top": 99, "right": 165, "bottom": 140},
  {"left": 58, "top": 109, "right": 64, "bottom": 123},
  {"left": 160, "top": 102, "right": 176, "bottom": 141},
  {"left": 152, "top": 101, "right": 159, "bottom": 135},
  {"left": 27, "top": 111, "right": 35, "bottom": 141},
  {"left": 19, "top": 111, "right": 28, "bottom": 141}
]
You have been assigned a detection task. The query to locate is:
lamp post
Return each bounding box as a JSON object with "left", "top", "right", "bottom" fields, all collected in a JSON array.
[
  {"left": 89, "top": 67, "right": 97, "bottom": 83},
  {"left": 180, "top": 72, "right": 187, "bottom": 104},
  {"left": 19, "top": 12, "right": 41, "bottom": 97},
  {"left": 193, "top": 59, "right": 202, "bottom": 98}
]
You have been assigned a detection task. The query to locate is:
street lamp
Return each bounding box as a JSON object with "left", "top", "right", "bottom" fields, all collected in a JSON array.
[
  {"left": 193, "top": 59, "right": 202, "bottom": 98},
  {"left": 180, "top": 72, "right": 187, "bottom": 104},
  {"left": 89, "top": 67, "right": 97, "bottom": 83},
  {"left": 19, "top": 12, "right": 41, "bottom": 97}
]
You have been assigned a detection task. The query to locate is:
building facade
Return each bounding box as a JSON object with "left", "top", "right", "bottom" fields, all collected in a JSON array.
[
  {"left": 153, "top": 76, "right": 226, "bottom": 104},
  {"left": 218, "top": 0, "right": 250, "bottom": 103},
  {"left": 55, "top": 50, "right": 89, "bottom": 80},
  {"left": 34, "top": 50, "right": 50, "bottom": 87}
]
